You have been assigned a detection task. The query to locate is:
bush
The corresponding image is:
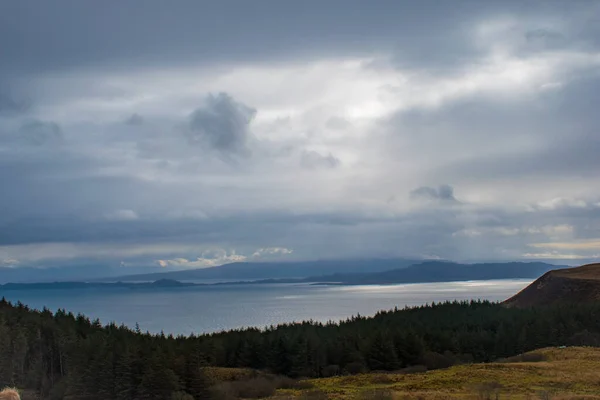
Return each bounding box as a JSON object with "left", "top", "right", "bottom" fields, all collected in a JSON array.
[
  {"left": 343, "top": 361, "right": 366, "bottom": 375},
  {"left": 321, "top": 364, "right": 340, "bottom": 377},
  {"left": 420, "top": 351, "right": 455, "bottom": 370}
]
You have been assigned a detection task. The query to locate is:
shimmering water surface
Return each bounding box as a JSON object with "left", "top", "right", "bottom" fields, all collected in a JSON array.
[{"left": 0, "top": 280, "right": 530, "bottom": 335}]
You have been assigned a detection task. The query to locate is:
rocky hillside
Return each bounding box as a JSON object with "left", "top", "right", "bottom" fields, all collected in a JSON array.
[{"left": 504, "top": 263, "right": 600, "bottom": 307}]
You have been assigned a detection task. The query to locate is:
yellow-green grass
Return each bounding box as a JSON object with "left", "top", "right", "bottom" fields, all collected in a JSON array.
[{"left": 271, "top": 347, "right": 600, "bottom": 399}]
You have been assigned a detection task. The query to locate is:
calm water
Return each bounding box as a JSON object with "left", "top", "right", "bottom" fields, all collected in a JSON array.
[{"left": 0, "top": 280, "right": 530, "bottom": 335}]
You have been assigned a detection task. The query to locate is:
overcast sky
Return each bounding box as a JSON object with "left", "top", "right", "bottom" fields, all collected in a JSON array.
[{"left": 1, "top": 0, "right": 600, "bottom": 271}]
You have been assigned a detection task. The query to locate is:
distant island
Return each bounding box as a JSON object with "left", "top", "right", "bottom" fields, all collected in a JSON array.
[
  {"left": 0, "top": 261, "right": 566, "bottom": 290},
  {"left": 0, "top": 278, "right": 197, "bottom": 291}
]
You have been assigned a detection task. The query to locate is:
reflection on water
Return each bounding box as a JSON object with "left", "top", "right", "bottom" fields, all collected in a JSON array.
[{"left": 0, "top": 279, "right": 531, "bottom": 335}]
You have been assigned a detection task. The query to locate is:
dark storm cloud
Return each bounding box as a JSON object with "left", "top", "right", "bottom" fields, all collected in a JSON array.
[
  {"left": 2, "top": 0, "right": 592, "bottom": 76},
  {"left": 188, "top": 93, "right": 256, "bottom": 155}
]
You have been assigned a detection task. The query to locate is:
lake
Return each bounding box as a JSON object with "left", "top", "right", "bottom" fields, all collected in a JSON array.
[{"left": 0, "top": 279, "right": 531, "bottom": 335}]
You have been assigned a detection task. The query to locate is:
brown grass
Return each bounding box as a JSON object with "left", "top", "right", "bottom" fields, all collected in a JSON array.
[
  {"left": 266, "top": 347, "right": 600, "bottom": 399},
  {"left": 553, "top": 263, "right": 600, "bottom": 280}
]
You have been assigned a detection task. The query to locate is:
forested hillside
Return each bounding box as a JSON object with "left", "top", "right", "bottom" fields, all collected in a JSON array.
[{"left": 1, "top": 298, "right": 600, "bottom": 399}]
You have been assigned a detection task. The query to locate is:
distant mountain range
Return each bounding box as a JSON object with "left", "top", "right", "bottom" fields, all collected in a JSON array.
[
  {"left": 0, "top": 278, "right": 195, "bottom": 291},
  {"left": 108, "top": 260, "right": 565, "bottom": 285},
  {"left": 504, "top": 263, "right": 600, "bottom": 307},
  {"left": 0, "top": 258, "right": 420, "bottom": 284},
  {"left": 95, "top": 258, "right": 422, "bottom": 282},
  {"left": 0, "top": 264, "right": 171, "bottom": 284},
  {"left": 0, "top": 260, "right": 567, "bottom": 291},
  {"left": 298, "top": 261, "right": 565, "bottom": 285}
]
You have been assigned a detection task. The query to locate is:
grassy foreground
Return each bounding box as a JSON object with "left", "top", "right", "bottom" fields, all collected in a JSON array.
[{"left": 268, "top": 347, "right": 600, "bottom": 399}]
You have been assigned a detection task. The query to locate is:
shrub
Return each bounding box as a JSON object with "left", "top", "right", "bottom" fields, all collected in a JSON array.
[
  {"left": 321, "top": 364, "right": 340, "bottom": 377},
  {"left": 420, "top": 351, "right": 455, "bottom": 370},
  {"left": 343, "top": 361, "right": 367, "bottom": 375}
]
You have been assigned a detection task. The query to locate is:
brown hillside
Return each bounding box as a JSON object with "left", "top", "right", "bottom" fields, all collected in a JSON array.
[{"left": 503, "top": 263, "right": 600, "bottom": 308}]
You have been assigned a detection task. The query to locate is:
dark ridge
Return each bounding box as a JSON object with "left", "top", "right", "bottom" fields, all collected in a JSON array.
[{"left": 503, "top": 263, "right": 600, "bottom": 308}]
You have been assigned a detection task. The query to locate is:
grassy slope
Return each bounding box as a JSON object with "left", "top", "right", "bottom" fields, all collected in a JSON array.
[
  {"left": 272, "top": 347, "right": 600, "bottom": 399},
  {"left": 504, "top": 263, "right": 600, "bottom": 308}
]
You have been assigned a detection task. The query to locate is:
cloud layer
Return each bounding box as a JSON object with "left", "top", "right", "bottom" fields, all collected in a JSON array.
[{"left": 1, "top": 1, "right": 600, "bottom": 271}]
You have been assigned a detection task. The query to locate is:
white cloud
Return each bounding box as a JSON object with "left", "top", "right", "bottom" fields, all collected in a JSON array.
[
  {"left": 0, "top": 258, "right": 19, "bottom": 267},
  {"left": 522, "top": 252, "right": 594, "bottom": 260},
  {"left": 252, "top": 247, "right": 294, "bottom": 258},
  {"left": 157, "top": 249, "right": 247, "bottom": 269},
  {"left": 536, "top": 197, "right": 589, "bottom": 210}
]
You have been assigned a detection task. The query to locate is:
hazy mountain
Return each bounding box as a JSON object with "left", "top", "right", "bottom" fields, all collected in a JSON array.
[
  {"left": 0, "top": 265, "right": 173, "bottom": 284},
  {"left": 0, "top": 278, "right": 195, "bottom": 291},
  {"left": 96, "top": 258, "right": 421, "bottom": 282},
  {"left": 301, "top": 261, "right": 566, "bottom": 285}
]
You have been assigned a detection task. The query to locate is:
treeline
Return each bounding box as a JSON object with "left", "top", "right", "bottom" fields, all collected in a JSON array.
[{"left": 1, "top": 298, "right": 600, "bottom": 399}]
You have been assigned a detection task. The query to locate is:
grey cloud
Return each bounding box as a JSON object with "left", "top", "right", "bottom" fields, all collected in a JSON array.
[
  {"left": 2, "top": 194, "right": 599, "bottom": 267},
  {"left": 0, "top": 92, "right": 30, "bottom": 116},
  {"left": 125, "top": 113, "right": 144, "bottom": 126},
  {"left": 3, "top": 1, "right": 594, "bottom": 77},
  {"left": 525, "top": 28, "right": 567, "bottom": 49},
  {"left": 18, "top": 120, "right": 63, "bottom": 146},
  {"left": 300, "top": 150, "right": 340, "bottom": 169},
  {"left": 408, "top": 74, "right": 600, "bottom": 183},
  {"left": 0, "top": 210, "right": 381, "bottom": 247},
  {"left": 411, "top": 185, "right": 458, "bottom": 203},
  {"left": 188, "top": 93, "right": 256, "bottom": 155}
]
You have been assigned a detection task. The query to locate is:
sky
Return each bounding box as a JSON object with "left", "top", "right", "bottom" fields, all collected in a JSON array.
[{"left": 1, "top": 0, "right": 600, "bottom": 272}]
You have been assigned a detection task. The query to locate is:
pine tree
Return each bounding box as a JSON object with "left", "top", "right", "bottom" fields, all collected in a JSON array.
[{"left": 367, "top": 332, "right": 399, "bottom": 371}]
